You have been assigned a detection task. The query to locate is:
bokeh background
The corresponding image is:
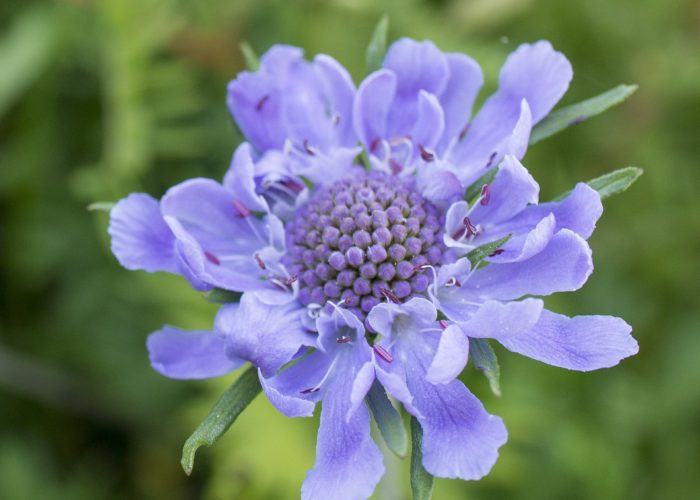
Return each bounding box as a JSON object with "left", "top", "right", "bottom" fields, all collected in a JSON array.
[{"left": 1, "top": 0, "right": 699, "bottom": 499}]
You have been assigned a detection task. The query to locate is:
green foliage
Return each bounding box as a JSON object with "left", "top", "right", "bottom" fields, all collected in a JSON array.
[
  {"left": 410, "top": 417, "right": 434, "bottom": 500},
  {"left": 530, "top": 84, "right": 638, "bottom": 144},
  {"left": 367, "top": 381, "right": 408, "bottom": 458},
  {"left": 366, "top": 15, "right": 389, "bottom": 73},
  {"left": 181, "top": 366, "right": 261, "bottom": 476},
  {"left": 469, "top": 339, "right": 502, "bottom": 397},
  {"left": 1, "top": 1, "right": 699, "bottom": 499}
]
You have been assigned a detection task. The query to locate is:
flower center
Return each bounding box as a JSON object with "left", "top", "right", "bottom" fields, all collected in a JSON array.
[{"left": 283, "top": 172, "right": 445, "bottom": 317}]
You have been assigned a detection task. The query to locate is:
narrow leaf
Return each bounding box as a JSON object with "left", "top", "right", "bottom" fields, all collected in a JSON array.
[
  {"left": 466, "top": 234, "right": 511, "bottom": 266},
  {"left": 469, "top": 339, "right": 501, "bottom": 397},
  {"left": 553, "top": 166, "right": 643, "bottom": 201},
  {"left": 366, "top": 15, "right": 389, "bottom": 73},
  {"left": 205, "top": 289, "right": 242, "bottom": 304},
  {"left": 367, "top": 381, "right": 408, "bottom": 458},
  {"left": 530, "top": 84, "right": 638, "bottom": 144},
  {"left": 464, "top": 167, "right": 498, "bottom": 204},
  {"left": 87, "top": 202, "right": 115, "bottom": 212},
  {"left": 181, "top": 365, "right": 261, "bottom": 475},
  {"left": 410, "top": 417, "right": 434, "bottom": 500},
  {"left": 240, "top": 41, "right": 260, "bottom": 71}
]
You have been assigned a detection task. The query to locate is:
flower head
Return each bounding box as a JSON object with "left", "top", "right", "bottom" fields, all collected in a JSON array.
[{"left": 108, "top": 35, "right": 638, "bottom": 500}]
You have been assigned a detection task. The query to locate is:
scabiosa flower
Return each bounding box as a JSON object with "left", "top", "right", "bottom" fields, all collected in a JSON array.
[{"left": 107, "top": 35, "right": 639, "bottom": 500}]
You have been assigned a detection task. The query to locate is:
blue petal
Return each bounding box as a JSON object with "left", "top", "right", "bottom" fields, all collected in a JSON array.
[
  {"left": 108, "top": 193, "right": 177, "bottom": 273},
  {"left": 216, "top": 293, "right": 316, "bottom": 377},
  {"left": 499, "top": 310, "right": 638, "bottom": 371},
  {"left": 147, "top": 326, "right": 242, "bottom": 379}
]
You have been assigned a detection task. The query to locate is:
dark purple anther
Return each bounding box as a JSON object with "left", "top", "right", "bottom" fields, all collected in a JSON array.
[
  {"left": 256, "top": 94, "right": 270, "bottom": 111},
  {"left": 484, "top": 151, "right": 497, "bottom": 169},
  {"left": 438, "top": 319, "right": 449, "bottom": 329},
  {"left": 389, "top": 159, "right": 402, "bottom": 174},
  {"left": 445, "top": 277, "right": 461, "bottom": 287},
  {"left": 303, "top": 139, "right": 316, "bottom": 156},
  {"left": 232, "top": 199, "right": 251, "bottom": 218},
  {"left": 301, "top": 386, "right": 321, "bottom": 394},
  {"left": 452, "top": 226, "right": 467, "bottom": 240},
  {"left": 339, "top": 295, "right": 356, "bottom": 307},
  {"left": 373, "top": 344, "right": 394, "bottom": 363},
  {"left": 204, "top": 251, "right": 220, "bottom": 265},
  {"left": 489, "top": 248, "right": 505, "bottom": 257},
  {"left": 337, "top": 335, "right": 352, "bottom": 344},
  {"left": 370, "top": 137, "right": 381, "bottom": 152},
  {"left": 418, "top": 144, "right": 434, "bottom": 162},
  {"left": 380, "top": 288, "right": 401, "bottom": 304},
  {"left": 463, "top": 216, "right": 478, "bottom": 237},
  {"left": 255, "top": 253, "right": 266, "bottom": 270},
  {"left": 280, "top": 178, "right": 304, "bottom": 194},
  {"left": 480, "top": 184, "right": 491, "bottom": 206}
]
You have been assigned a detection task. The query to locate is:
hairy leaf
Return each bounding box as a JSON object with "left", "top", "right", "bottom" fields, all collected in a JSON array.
[
  {"left": 530, "top": 84, "right": 638, "bottom": 144},
  {"left": 181, "top": 365, "right": 261, "bottom": 475},
  {"left": 470, "top": 338, "right": 501, "bottom": 397},
  {"left": 367, "top": 381, "right": 408, "bottom": 457},
  {"left": 410, "top": 417, "right": 434, "bottom": 500}
]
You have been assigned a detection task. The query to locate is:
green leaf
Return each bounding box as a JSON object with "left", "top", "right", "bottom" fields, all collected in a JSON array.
[
  {"left": 181, "top": 365, "right": 261, "bottom": 475},
  {"left": 464, "top": 167, "right": 498, "bottom": 204},
  {"left": 366, "top": 15, "right": 389, "bottom": 73},
  {"left": 466, "top": 234, "right": 511, "bottom": 266},
  {"left": 367, "top": 381, "right": 408, "bottom": 458},
  {"left": 530, "top": 84, "right": 638, "bottom": 144},
  {"left": 240, "top": 41, "right": 260, "bottom": 71},
  {"left": 469, "top": 338, "right": 501, "bottom": 397},
  {"left": 410, "top": 417, "right": 434, "bottom": 500},
  {"left": 0, "top": 8, "right": 56, "bottom": 117},
  {"left": 204, "top": 289, "right": 242, "bottom": 304},
  {"left": 553, "top": 166, "right": 643, "bottom": 201},
  {"left": 87, "top": 202, "right": 115, "bottom": 213}
]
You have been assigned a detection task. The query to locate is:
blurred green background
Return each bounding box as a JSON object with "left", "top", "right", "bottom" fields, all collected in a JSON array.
[{"left": 1, "top": 0, "right": 699, "bottom": 499}]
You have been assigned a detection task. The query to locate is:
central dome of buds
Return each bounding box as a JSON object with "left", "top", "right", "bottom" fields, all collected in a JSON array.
[{"left": 283, "top": 172, "right": 445, "bottom": 317}]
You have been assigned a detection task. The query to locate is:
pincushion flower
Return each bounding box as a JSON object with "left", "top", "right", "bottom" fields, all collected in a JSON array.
[{"left": 106, "top": 33, "right": 640, "bottom": 500}]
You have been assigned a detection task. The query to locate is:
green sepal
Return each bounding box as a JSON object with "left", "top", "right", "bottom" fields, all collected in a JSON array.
[
  {"left": 469, "top": 338, "right": 502, "bottom": 397},
  {"left": 464, "top": 167, "right": 498, "bottom": 204},
  {"left": 366, "top": 15, "right": 389, "bottom": 73},
  {"left": 410, "top": 417, "right": 434, "bottom": 500},
  {"left": 181, "top": 365, "right": 261, "bottom": 475},
  {"left": 553, "top": 166, "right": 643, "bottom": 201},
  {"left": 366, "top": 380, "right": 408, "bottom": 458},
  {"left": 87, "top": 201, "right": 115, "bottom": 213},
  {"left": 466, "top": 234, "right": 512, "bottom": 266},
  {"left": 530, "top": 84, "right": 638, "bottom": 145},
  {"left": 204, "top": 288, "right": 242, "bottom": 304},
  {"left": 240, "top": 41, "right": 260, "bottom": 71}
]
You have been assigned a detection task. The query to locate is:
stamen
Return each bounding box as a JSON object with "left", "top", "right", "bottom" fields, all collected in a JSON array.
[
  {"left": 380, "top": 288, "right": 401, "bottom": 304},
  {"left": 438, "top": 319, "right": 449, "bottom": 329},
  {"left": 418, "top": 144, "right": 434, "bottom": 162},
  {"left": 389, "top": 158, "right": 402, "bottom": 174},
  {"left": 256, "top": 94, "right": 270, "bottom": 111},
  {"left": 283, "top": 275, "right": 298, "bottom": 286},
  {"left": 300, "top": 387, "right": 321, "bottom": 394},
  {"left": 480, "top": 184, "right": 491, "bottom": 206},
  {"left": 451, "top": 226, "right": 467, "bottom": 240},
  {"left": 204, "top": 251, "right": 220, "bottom": 265},
  {"left": 370, "top": 137, "right": 381, "bottom": 153},
  {"left": 280, "top": 178, "right": 304, "bottom": 194},
  {"left": 339, "top": 296, "right": 356, "bottom": 307},
  {"left": 336, "top": 335, "right": 352, "bottom": 344},
  {"left": 489, "top": 248, "right": 505, "bottom": 257},
  {"left": 373, "top": 344, "right": 393, "bottom": 363},
  {"left": 484, "top": 151, "right": 497, "bottom": 169},
  {"left": 303, "top": 139, "right": 316, "bottom": 156},
  {"left": 233, "top": 199, "right": 251, "bottom": 217},
  {"left": 445, "top": 277, "right": 461, "bottom": 287},
  {"left": 463, "top": 216, "right": 478, "bottom": 237},
  {"left": 255, "top": 253, "right": 266, "bottom": 270}
]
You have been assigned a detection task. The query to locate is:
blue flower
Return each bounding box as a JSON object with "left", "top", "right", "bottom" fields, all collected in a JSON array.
[{"left": 108, "top": 37, "right": 638, "bottom": 500}]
